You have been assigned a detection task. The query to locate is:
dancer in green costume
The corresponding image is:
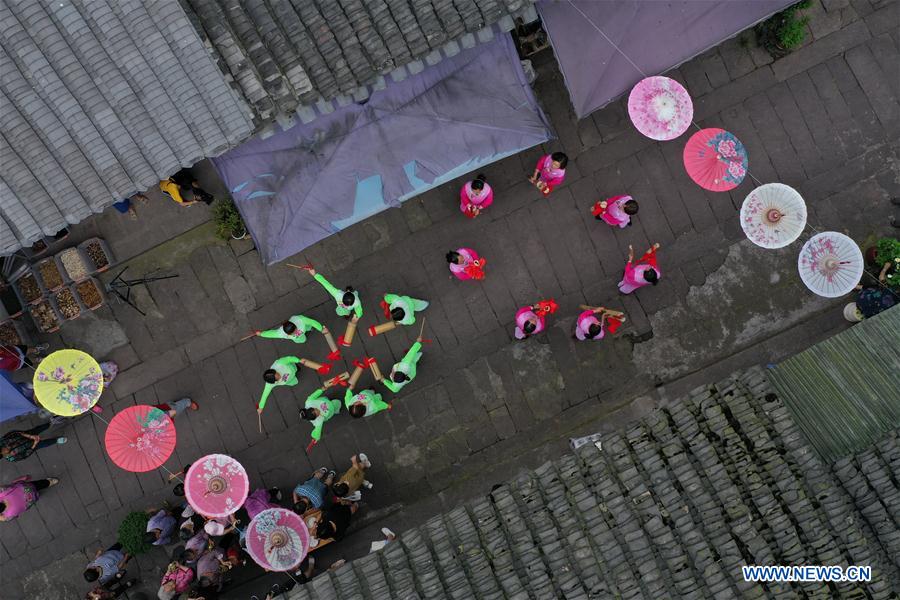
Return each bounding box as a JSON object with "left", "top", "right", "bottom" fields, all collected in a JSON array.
[
  {"left": 382, "top": 339, "right": 424, "bottom": 393},
  {"left": 381, "top": 293, "right": 429, "bottom": 326},
  {"left": 254, "top": 314, "right": 323, "bottom": 344},
  {"left": 301, "top": 266, "right": 362, "bottom": 318},
  {"left": 300, "top": 387, "right": 342, "bottom": 451},
  {"left": 257, "top": 356, "right": 301, "bottom": 413},
  {"left": 344, "top": 388, "right": 391, "bottom": 419}
]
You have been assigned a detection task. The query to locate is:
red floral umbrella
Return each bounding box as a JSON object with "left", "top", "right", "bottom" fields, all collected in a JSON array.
[
  {"left": 683, "top": 128, "right": 748, "bottom": 192},
  {"left": 105, "top": 405, "right": 176, "bottom": 472}
]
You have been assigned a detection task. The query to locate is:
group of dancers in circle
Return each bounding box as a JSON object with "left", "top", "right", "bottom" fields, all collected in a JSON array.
[{"left": 250, "top": 152, "right": 663, "bottom": 448}]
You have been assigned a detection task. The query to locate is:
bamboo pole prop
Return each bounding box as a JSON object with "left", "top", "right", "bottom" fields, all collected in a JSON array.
[
  {"left": 368, "top": 321, "right": 397, "bottom": 336},
  {"left": 369, "top": 359, "right": 383, "bottom": 382},
  {"left": 299, "top": 358, "right": 331, "bottom": 375},
  {"left": 417, "top": 317, "right": 427, "bottom": 341},
  {"left": 321, "top": 326, "right": 340, "bottom": 361},
  {"left": 286, "top": 262, "right": 314, "bottom": 271},
  {"left": 341, "top": 316, "right": 358, "bottom": 347},
  {"left": 579, "top": 305, "right": 626, "bottom": 319},
  {"left": 258, "top": 412, "right": 262, "bottom": 433},
  {"left": 240, "top": 332, "right": 258, "bottom": 342},
  {"left": 325, "top": 372, "right": 350, "bottom": 388},
  {"left": 347, "top": 364, "right": 365, "bottom": 388}
]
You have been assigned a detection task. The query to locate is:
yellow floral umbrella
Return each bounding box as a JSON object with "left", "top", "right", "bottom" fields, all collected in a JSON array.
[{"left": 33, "top": 349, "right": 104, "bottom": 416}]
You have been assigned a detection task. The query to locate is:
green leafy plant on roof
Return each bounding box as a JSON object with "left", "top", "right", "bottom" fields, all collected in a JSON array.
[
  {"left": 876, "top": 237, "right": 900, "bottom": 290},
  {"left": 117, "top": 511, "right": 151, "bottom": 556},
  {"left": 212, "top": 196, "right": 247, "bottom": 240},
  {"left": 755, "top": 1, "right": 812, "bottom": 58}
]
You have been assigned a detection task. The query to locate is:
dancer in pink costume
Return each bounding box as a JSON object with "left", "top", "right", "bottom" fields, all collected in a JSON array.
[
  {"left": 529, "top": 152, "right": 568, "bottom": 196},
  {"left": 592, "top": 195, "right": 639, "bottom": 228},
  {"left": 459, "top": 175, "right": 493, "bottom": 218},
  {"left": 574, "top": 307, "right": 626, "bottom": 341},
  {"left": 514, "top": 300, "right": 558, "bottom": 340},
  {"left": 618, "top": 243, "right": 661, "bottom": 294},
  {"left": 447, "top": 248, "right": 487, "bottom": 281}
]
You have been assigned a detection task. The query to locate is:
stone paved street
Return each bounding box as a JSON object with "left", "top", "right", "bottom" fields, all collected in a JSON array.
[{"left": 3, "top": 1, "right": 899, "bottom": 598}]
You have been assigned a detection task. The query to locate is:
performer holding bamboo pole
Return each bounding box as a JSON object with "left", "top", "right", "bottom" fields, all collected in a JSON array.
[
  {"left": 382, "top": 320, "right": 427, "bottom": 393},
  {"left": 257, "top": 356, "right": 302, "bottom": 414},
  {"left": 574, "top": 306, "right": 626, "bottom": 341},
  {"left": 618, "top": 243, "right": 661, "bottom": 294},
  {"left": 380, "top": 293, "right": 429, "bottom": 326},
  {"left": 344, "top": 358, "right": 391, "bottom": 418},
  {"left": 249, "top": 314, "right": 323, "bottom": 344},
  {"left": 292, "top": 264, "right": 362, "bottom": 319},
  {"left": 299, "top": 386, "right": 342, "bottom": 452}
]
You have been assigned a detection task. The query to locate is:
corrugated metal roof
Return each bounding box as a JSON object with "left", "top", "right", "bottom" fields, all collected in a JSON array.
[
  {"left": 180, "top": 0, "right": 538, "bottom": 126},
  {"left": 0, "top": 0, "right": 254, "bottom": 254},
  {"left": 769, "top": 304, "right": 900, "bottom": 462},
  {"left": 283, "top": 368, "right": 900, "bottom": 598}
]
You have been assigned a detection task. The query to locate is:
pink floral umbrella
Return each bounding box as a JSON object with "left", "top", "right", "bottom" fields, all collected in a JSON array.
[
  {"left": 185, "top": 454, "right": 250, "bottom": 518},
  {"left": 628, "top": 76, "right": 693, "bottom": 141},
  {"left": 105, "top": 405, "right": 176, "bottom": 472},
  {"left": 798, "top": 232, "right": 864, "bottom": 298},
  {"left": 683, "top": 128, "right": 748, "bottom": 192},
  {"left": 741, "top": 183, "right": 807, "bottom": 249},
  {"left": 245, "top": 508, "right": 310, "bottom": 572}
]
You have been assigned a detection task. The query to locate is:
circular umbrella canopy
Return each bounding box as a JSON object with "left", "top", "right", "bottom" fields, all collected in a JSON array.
[
  {"left": 683, "top": 128, "right": 748, "bottom": 191},
  {"left": 186, "top": 454, "right": 250, "bottom": 518},
  {"left": 628, "top": 76, "right": 693, "bottom": 141},
  {"left": 105, "top": 405, "right": 176, "bottom": 472},
  {"left": 246, "top": 508, "right": 310, "bottom": 572},
  {"left": 33, "top": 349, "right": 103, "bottom": 416},
  {"left": 798, "top": 232, "right": 864, "bottom": 298},
  {"left": 741, "top": 183, "right": 807, "bottom": 249}
]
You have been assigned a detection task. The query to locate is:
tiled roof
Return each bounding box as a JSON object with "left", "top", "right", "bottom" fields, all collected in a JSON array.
[
  {"left": 286, "top": 368, "right": 900, "bottom": 599},
  {"left": 180, "top": 0, "right": 539, "bottom": 127},
  {"left": 0, "top": 0, "right": 254, "bottom": 254}
]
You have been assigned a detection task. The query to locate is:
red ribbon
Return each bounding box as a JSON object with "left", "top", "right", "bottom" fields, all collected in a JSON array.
[
  {"left": 326, "top": 349, "right": 341, "bottom": 361},
  {"left": 317, "top": 363, "right": 332, "bottom": 375},
  {"left": 380, "top": 300, "right": 391, "bottom": 319}
]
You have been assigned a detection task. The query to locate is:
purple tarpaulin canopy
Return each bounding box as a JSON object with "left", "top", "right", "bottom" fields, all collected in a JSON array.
[
  {"left": 538, "top": 0, "right": 794, "bottom": 119},
  {"left": 212, "top": 33, "right": 552, "bottom": 265}
]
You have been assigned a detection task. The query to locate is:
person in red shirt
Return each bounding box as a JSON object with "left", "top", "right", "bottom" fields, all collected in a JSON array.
[{"left": 0, "top": 343, "right": 48, "bottom": 372}]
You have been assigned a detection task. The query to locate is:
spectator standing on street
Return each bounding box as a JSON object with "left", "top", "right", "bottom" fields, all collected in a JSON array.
[
  {"left": 618, "top": 243, "right": 661, "bottom": 294},
  {"left": 0, "top": 475, "right": 59, "bottom": 521},
  {"left": 83, "top": 542, "right": 131, "bottom": 586},
  {"left": 315, "top": 500, "right": 358, "bottom": 542},
  {"left": 158, "top": 558, "right": 194, "bottom": 600},
  {"left": 1, "top": 422, "right": 67, "bottom": 462},
  {"left": 152, "top": 398, "right": 199, "bottom": 421},
  {"left": 145, "top": 507, "right": 178, "bottom": 546},
  {"left": 529, "top": 152, "right": 568, "bottom": 196},
  {"left": 1, "top": 342, "right": 48, "bottom": 372},
  {"left": 331, "top": 454, "right": 373, "bottom": 500},
  {"left": 292, "top": 467, "right": 335, "bottom": 514},
  {"left": 459, "top": 174, "right": 493, "bottom": 218}
]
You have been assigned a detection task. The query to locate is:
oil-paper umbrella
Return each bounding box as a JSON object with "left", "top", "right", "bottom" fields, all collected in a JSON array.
[
  {"left": 628, "top": 76, "right": 693, "bottom": 141},
  {"left": 33, "top": 349, "right": 103, "bottom": 416},
  {"left": 245, "top": 507, "right": 310, "bottom": 572},
  {"left": 105, "top": 405, "right": 176, "bottom": 472},
  {"left": 683, "top": 128, "right": 748, "bottom": 192},
  {"left": 185, "top": 454, "right": 250, "bottom": 518},
  {"left": 798, "top": 232, "right": 864, "bottom": 298},
  {"left": 741, "top": 183, "right": 807, "bottom": 249}
]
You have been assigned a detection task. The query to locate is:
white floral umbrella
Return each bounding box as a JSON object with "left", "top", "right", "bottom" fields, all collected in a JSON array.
[
  {"left": 741, "top": 183, "right": 807, "bottom": 249},
  {"left": 798, "top": 232, "right": 864, "bottom": 298}
]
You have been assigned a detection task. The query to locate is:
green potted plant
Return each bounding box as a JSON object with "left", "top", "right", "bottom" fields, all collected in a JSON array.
[
  {"left": 755, "top": 1, "right": 811, "bottom": 58},
  {"left": 117, "top": 511, "right": 152, "bottom": 556},
  {"left": 212, "top": 197, "right": 247, "bottom": 240},
  {"left": 875, "top": 237, "right": 900, "bottom": 290}
]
